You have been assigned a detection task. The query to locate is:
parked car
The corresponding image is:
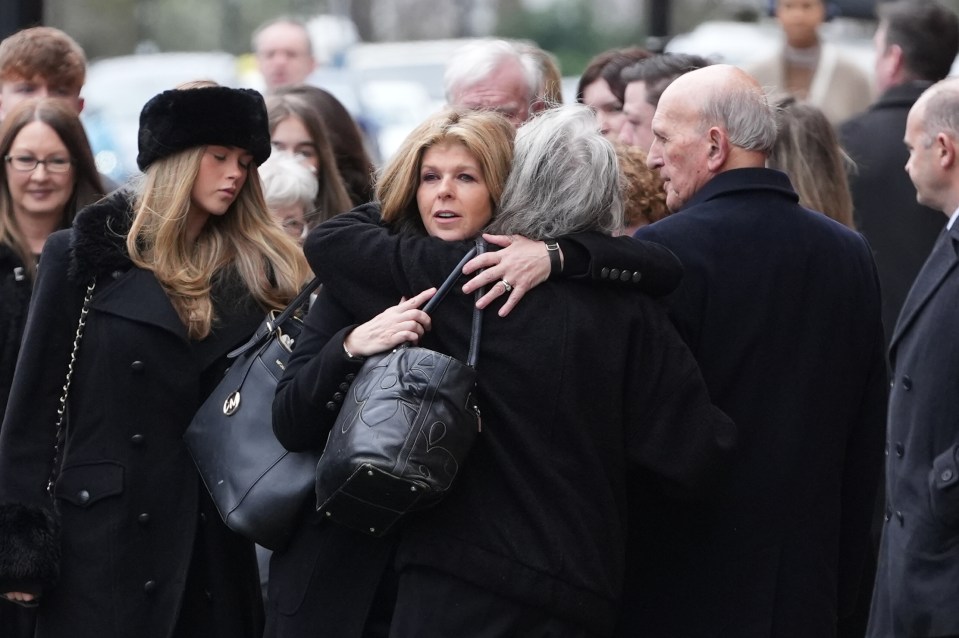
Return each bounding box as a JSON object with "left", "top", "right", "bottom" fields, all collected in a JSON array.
[{"left": 80, "top": 51, "right": 244, "bottom": 184}]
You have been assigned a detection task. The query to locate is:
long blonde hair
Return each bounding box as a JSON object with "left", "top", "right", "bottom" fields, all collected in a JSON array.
[{"left": 126, "top": 147, "right": 308, "bottom": 339}]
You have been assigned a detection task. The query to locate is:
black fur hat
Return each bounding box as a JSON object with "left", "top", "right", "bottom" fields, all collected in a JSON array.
[{"left": 136, "top": 86, "right": 271, "bottom": 171}]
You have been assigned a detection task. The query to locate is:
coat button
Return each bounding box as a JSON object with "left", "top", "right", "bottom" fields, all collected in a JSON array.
[
  {"left": 143, "top": 580, "right": 156, "bottom": 594},
  {"left": 609, "top": 268, "right": 621, "bottom": 280},
  {"left": 619, "top": 270, "right": 630, "bottom": 282},
  {"left": 111, "top": 270, "right": 123, "bottom": 280},
  {"left": 942, "top": 469, "right": 955, "bottom": 483},
  {"left": 901, "top": 376, "right": 912, "bottom": 390},
  {"left": 130, "top": 360, "right": 145, "bottom": 372},
  {"left": 883, "top": 509, "right": 890, "bottom": 523},
  {"left": 77, "top": 490, "right": 90, "bottom": 504},
  {"left": 895, "top": 511, "right": 904, "bottom": 526},
  {"left": 326, "top": 401, "right": 337, "bottom": 411},
  {"left": 338, "top": 382, "right": 350, "bottom": 392},
  {"left": 345, "top": 374, "right": 356, "bottom": 382},
  {"left": 600, "top": 267, "right": 610, "bottom": 279},
  {"left": 631, "top": 271, "right": 642, "bottom": 283},
  {"left": 895, "top": 442, "right": 904, "bottom": 457},
  {"left": 199, "top": 512, "right": 207, "bottom": 523},
  {"left": 130, "top": 434, "right": 144, "bottom": 446},
  {"left": 332, "top": 392, "right": 344, "bottom": 403},
  {"left": 137, "top": 513, "right": 150, "bottom": 525}
]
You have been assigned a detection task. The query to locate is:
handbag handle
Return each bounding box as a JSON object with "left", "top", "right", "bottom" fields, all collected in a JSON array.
[
  {"left": 413, "top": 238, "right": 486, "bottom": 369},
  {"left": 229, "top": 278, "right": 321, "bottom": 359}
]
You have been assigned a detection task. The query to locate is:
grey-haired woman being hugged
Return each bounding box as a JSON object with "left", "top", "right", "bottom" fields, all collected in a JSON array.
[{"left": 0, "top": 83, "right": 309, "bottom": 638}]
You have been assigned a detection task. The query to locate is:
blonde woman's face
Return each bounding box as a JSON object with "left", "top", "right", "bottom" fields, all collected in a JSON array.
[
  {"left": 416, "top": 141, "right": 492, "bottom": 241},
  {"left": 5, "top": 121, "right": 76, "bottom": 223},
  {"left": 190, "top": 145, "right": 251, "bottom": 221}
]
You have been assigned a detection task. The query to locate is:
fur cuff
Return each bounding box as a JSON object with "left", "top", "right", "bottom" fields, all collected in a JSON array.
[{"left": 0, "top": 503, "right": 60, "bottom": 595}]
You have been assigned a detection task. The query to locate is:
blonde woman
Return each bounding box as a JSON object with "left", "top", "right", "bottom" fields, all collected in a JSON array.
[{"left": 0, "top": 83, "right": 308, "bottom": 638}]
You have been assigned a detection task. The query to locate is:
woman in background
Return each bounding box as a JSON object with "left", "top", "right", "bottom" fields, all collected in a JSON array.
[
  {"left": 274, "top": 85, "right": 376, "bottom": 206},
  {"left": 259, "top": 150, "right": 319, "bottom": 244},
  {"left": 266, "top": 91, "right": 352, "bottom": 228},
  {"left": 0, "top": 97, "right": 103, "bottom": 422},
  {"left": 768, "top": 95, "right": 855, "bottom": 228}
]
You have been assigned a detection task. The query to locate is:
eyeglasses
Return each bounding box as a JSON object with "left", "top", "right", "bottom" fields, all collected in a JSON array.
[
  {"left": 4, "top": 155, "right": 74, "bottom": 173},
  {"left": 280, "top": 218, "right": 308, "bottom": 240}
]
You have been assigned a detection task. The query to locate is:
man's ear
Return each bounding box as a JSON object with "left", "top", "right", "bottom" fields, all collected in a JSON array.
[
  {"left": 706, "top": 127, "right": 729, "bottom": 170},
  {"left": 530, "top": 99, "right": 547, "bottom": 115},
  {"left": 937, "top": 132, "right": 956, "bottom": 169}
]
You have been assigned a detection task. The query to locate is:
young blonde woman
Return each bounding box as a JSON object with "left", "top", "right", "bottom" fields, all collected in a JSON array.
[{"left": 0, "top": 83, "right": 308, "bottom": 638}]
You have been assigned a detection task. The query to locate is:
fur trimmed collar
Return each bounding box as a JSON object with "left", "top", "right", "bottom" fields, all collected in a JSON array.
[{"left": 68, "top": 189, "right": 136, "bottom": 284}]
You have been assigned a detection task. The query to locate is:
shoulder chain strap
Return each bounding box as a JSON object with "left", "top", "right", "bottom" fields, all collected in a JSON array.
[{"left": 46, "top": 279, "right": 96, "bottom": 497}]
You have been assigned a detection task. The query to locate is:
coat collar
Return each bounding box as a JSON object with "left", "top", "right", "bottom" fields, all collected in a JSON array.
[
  {"left": 870, "top": 81, "right": 933, "bottom": 113},
  {"left": 889, "top": 222, "right": 959, "bottom": 357},
  {"left": 68, "top": 189, "right": 136, "bottom": 284},
  {"left": 681, "top": 167, "right": 800, "bottom": 212}
]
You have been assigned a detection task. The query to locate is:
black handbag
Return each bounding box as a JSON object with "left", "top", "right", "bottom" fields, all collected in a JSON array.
[
  {"left": 184, "top": 278, "right": 320, "bottom": 551},
  {"left": 315, "top": 242, "right": 485, "bottom": 537}
]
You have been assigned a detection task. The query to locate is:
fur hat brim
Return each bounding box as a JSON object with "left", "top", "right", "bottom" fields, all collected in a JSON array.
[{"left": 136, "top": 86, "right": 271, "bottom": 171}]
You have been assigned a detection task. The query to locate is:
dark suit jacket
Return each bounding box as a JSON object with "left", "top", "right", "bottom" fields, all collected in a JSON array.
[
  {"left": 867, "top": 222, "right": 959, "bottom": 638},
  {"left": 839, "top": 81, "right": 945, "bottom": 349},
  {"left": 630, "top": 168, "right": 888, "bottom": 637}
]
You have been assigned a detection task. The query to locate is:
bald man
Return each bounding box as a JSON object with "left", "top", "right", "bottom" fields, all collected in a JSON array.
[
  {"left": 866, "top": 77, "right": 959, "bottom": 638},
  {"left": 625, "top": 65, "right": 887, "bottom": 637}
]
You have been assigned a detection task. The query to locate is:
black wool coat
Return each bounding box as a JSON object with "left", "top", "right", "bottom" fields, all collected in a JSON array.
[
  {"left": 630, "top": 168, "right": 888, "bottom": 637},
  {"left": 0, "top": 243, "right": 31, "bottom": 423},
  {"left": 268, "top": 205, "right": 734, "bottom": 638},
  {"left": 0, "top": 191, "right": 264, "bottom": 638},
  {"left": 866, "top": 223, "right": 959, "bottom": 638},
  {"left": 839, "top": 81, "right": 945, "bottom": 349}
]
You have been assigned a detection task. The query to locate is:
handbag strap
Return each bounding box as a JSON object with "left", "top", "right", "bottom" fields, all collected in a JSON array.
[
  {"left": 46, "top": 279, "right": 96, "bottom": 497},
  {"left": 229, "top": 277, "right": 321, "bottom": 359},
  {"left": 419, "top": 238, "right": 486, "bottom": 368}
]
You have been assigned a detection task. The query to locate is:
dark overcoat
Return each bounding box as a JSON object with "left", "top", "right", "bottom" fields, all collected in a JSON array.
[
  {"left": 866, "top": 222, "right": 959, "bottom": 637},
  {"left": 0, "top": 192, "right": 264, "bottom": 638},
  {"left": 630, "top": 168, "right": 888, "bottom": 637},
  {"left": 839, "top": 81, "right": 945, "bottom": 347},
  {"left": 267, "top": 205, "right": 735, "bottom": 637}
]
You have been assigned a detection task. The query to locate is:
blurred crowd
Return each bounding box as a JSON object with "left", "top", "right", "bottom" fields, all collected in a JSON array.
[{"left": 1, "top": 0, "right": 959, "bottom": 636}]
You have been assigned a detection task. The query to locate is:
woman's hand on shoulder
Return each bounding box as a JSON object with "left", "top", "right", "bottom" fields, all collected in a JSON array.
[
  {"left": 461, "top": 234, "right": 554, "bottom": 317},
  {"left": 342, "top": 287, "right": 436, "bottom": 358}
]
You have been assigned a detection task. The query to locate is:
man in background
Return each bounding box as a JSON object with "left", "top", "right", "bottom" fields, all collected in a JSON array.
[
  {"left": 444, "top": 38, "right": 544, "bottom": 128},
  {"left": 839, "top": 0, "right": 959, "bottom": 348},
  {"left": 252, "top": 17, "right": 316, "bottom": 93},
  {"left": 0, "top": 26, "right": 85, "bottom": 119},
  {"left": 618, "top": 52, "right": 710, "bottom": 150}
]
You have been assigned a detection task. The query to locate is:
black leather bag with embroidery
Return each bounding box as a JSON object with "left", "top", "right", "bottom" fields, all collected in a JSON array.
[
  {"left": 185, "top": 278, "right": 320, "bottom": 551},
  {"left": 315, "top": 242, "right": 485, "bottom": 537}
]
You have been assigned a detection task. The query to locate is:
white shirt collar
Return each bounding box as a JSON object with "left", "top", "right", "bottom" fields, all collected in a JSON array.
[{"left": 948, "top": 206, "right": 959, "bottom": 231}]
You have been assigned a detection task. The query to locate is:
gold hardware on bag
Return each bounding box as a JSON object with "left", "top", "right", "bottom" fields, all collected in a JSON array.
[{"left": 223, "top": 391, "right": 241, "bottom": 415}]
